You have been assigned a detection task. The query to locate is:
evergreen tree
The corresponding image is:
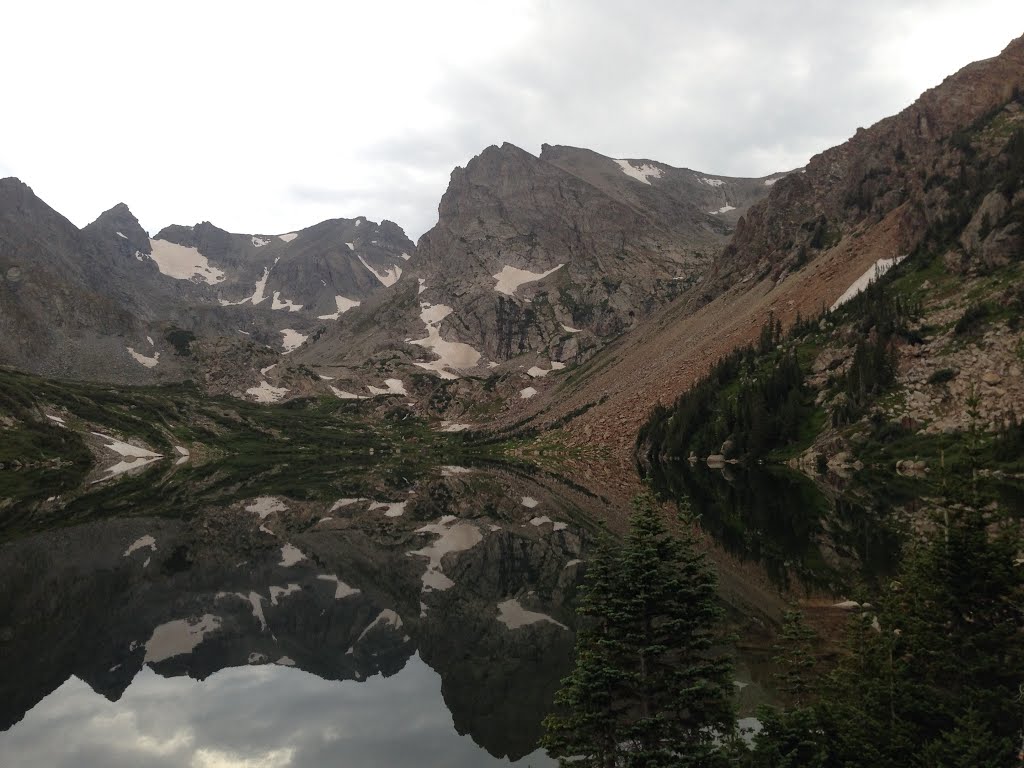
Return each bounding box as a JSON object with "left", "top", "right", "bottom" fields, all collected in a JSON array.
[{"left": 542, "top": 493, "right": 736, "bottom": 767}]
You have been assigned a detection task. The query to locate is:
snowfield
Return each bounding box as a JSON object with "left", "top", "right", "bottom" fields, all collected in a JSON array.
[
  {"left": 318, "top": 295, "right": 360, "bottom": 320},
  {"left": 246, "top": 380, "right": 289, "bottom": 402},
  {"left": 614, "top": 159, "right": 663, "bottom": 184},
  {"left": 271, "top": 291, "right": 303, "bottom": 312},
  {"left": 410, "top": 302, "right": 481, "bottom": 379},
  {"left": 280, "top": 328, "right": 308, "bottom": 353},
  {"left": 831, "top": 256, "right": 906, "bottom": 310},
  {"left": 492, "top": 264, "right": 564, "bottom": 296},
  {"left": 148, "top": 239, "right": 225, "bottom": 284},
  {"left": 127, "top": 347, "right": 160, "bottom": 368},
  {"left": 358, "top": 255, "right": 402, "bottom": 287}
]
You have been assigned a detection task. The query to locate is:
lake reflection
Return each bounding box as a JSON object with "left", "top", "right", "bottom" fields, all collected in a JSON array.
[
  {"left": 0, "top": 465, "right": 590, "bottom": 765},
  {"left": 1, "top": 658, "right": 554, "bottom": 767}
]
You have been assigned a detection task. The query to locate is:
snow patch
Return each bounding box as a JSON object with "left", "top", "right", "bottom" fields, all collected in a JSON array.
[
  {"left": 369, "top": 500, "right": 407, "bottom": 518},
  {"left": 613, "top": 159, "right": 663, "bottom": 184},
  {"left": 144, "top": 615, "right": 221, "bottom": 662},
  {"left": 92, "top": 432, "right": 161, "bottom": 459},
  {"left": 709, "top": 205, "right": 736, "bottom": 214},
  {"left": 527, "top": 361, "right": 566, "bottom": 378},
  {"left": 409, "top": 517, "right": 483, "bottom": 592},
  {"left": 94, "top": 457, "right": 162, "bottom": 482},
  {"left": 271, "top": 291, "right": 303, "bottom": 312},
  {"left": 561, "top": 323, "right": 582, "bottom": 333},
  {"left": 492, "top": 264, "right": 563, "bottom": 296},
  {"left": 269, "top": 584, "right": 301, "bottom": 605},
  {"left": 410, "top": 302, "right": 481, "bottom": 379},
  {"left": 127, "top": 347, "right": 160, "bottom": 368},
  {"left": 831, "top": 256, "right": 905, "bottom": 310},
  {"left": 222, "top": 266, "right": 272, "bottom": 307},
  {"left": 400, "top": 252, "right": 411, "bottom": 261},
  {"left": 123, "top": 535, "right": 156, "bottom": 557},
  {"left": 247, "top": 380, "right": 289, "bottom": 402},
  {"left": 46, "top": 414, "right": 66, "bottom": 426},
  {"left": 521, "top": 497, "right": 539, "bottom": 508},
  {"left": 116, "top": 231, "right": 128, "bottom": 239},
  {"left": 520, "top": 387, "right": 538, "bottom": 399},
  {"left": 700, "top": 177, "right": 725, "bottom": 187},
  {"left": 246, "top": 496, "right": 288, "bottom": 519},
  {"left": 279, "top": 543, "right": 306, "bottom": 567},
  {"left": 317, "top": 574, "right": 361, "bottom": 599},
  {"left": 174, "top": 445, "right": 189, "bottom": 466},
  {"left": 345, "top": 242, "right": 354, "bottom": 251},
  {"left": 280, "top": 329, "right": 307, "bottom": 354},
  {"left": 357, "top": 255, "right": 402, "bottom": 287},
  {"left": 764, "top": 178, "right": 778, "bottom": 186},
  {"left": 318, "top": 295, "right": 360, "bottom": 320},
  {"left": 355, "top": 609, "right": 403, "bottom": 643},
  {"left": 417, "top": 278, "right": 426, "bottom": 295},
  {"left": 260, "top": 364, "right": 277, "bottom": 376},
  {"left": 440, "top": 421, "right": 472, "bottom": 432},
  {"left": 148, "top": 239, "right": 225, "bottom": 284},
  {"left": 278, "top": 232, "right": 299, "bottom": 243},
  {"left": 367, "top": 379, "right": 407, "bottom": 396},
  {"left": 252, "top": 236, "right": 271, "bottom": 248},
  {"left": 496, "top": 598, "right": 567, "bottom": 630},
  {"left": 329, "top": 386, "right": 365, "bottom": 400}
]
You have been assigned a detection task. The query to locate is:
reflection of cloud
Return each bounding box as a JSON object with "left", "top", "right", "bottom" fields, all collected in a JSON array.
[
  {"left": 192, "top": 747, "right": 295, "bottom": 768},
  {"left": 0, "top": 660, "right": 554, "bottom": 768}
]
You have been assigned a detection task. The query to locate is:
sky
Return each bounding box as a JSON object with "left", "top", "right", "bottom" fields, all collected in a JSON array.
[{"left": 2, "top": 1, "right": 1023, "bottom": 241}]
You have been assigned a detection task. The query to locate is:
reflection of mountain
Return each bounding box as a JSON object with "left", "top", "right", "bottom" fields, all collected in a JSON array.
[{"left": 0, "top": 468, "right": 588, "bottom": 760}]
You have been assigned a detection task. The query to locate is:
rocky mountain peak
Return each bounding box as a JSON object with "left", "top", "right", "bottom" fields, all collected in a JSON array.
[{"left": 83, "top": 203, "right": 149, "bottom": 250}]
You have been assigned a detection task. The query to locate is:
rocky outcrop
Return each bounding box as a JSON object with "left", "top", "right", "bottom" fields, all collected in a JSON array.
[{"left": 708, "top": 34, "right": 1024, "bottom": 300}]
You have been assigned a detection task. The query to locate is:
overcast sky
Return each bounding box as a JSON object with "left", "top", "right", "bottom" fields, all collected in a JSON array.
[{"left": 2, "top": 2, "right": 1023, "bottom": 241}]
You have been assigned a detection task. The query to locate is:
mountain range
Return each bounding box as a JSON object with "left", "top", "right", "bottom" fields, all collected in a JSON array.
[{"left": 2, "top": 34, "right": 1023, "bottom": 505}]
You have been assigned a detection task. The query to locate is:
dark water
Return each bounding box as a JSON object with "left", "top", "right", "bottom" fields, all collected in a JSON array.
[
  {"left": 0, "top": 464, "right": 597, "bottom": 766},
  {"left": 646, "top": 460, "right": 903, "bottom": 593},
  {"left": 0, "top": 451, "right": 891, "bottom": 765}
]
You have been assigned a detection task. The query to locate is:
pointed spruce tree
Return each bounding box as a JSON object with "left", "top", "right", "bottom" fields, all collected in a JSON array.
[{"left": 542, "top": 492, "right": 736, "bottom": 767}]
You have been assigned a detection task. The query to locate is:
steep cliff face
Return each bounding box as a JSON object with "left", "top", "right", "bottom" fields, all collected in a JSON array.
[
  {"left": 710, "top": 34, "right": 1024, "bottom": 297},
  {"left": 299, "top": 142, "right": 777, "bottom": 390},
  {"left": 0, "top": 177, "right": 415, "bottom": 385}
]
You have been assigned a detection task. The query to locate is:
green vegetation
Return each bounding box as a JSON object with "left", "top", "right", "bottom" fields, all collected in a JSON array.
[
  {"left": 544, "top": 493, "right": 1022, "bottom": 767},
  {"left": 0, "top": 368, "right": 483, "bottom": 539},
  {"left": 750, "top": 504, "right": 1023, "bottom": 767},
  {"left": 542, "top": 493, "right": 736, "bottom": 767}
]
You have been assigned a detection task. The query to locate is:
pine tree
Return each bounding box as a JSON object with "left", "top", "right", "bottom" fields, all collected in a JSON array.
[{"left": 542, "top": 493, "right": 736, "bottom": 767}]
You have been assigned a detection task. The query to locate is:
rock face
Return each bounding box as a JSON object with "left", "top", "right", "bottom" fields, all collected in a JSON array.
[
  {"left": 0, "top": 177, "right": 414, "bottom": 383},
  {"left": 709, "top": 34, "right": 1024, "bottom": 299},
  {"left": 298, "top": 143, "right": 778, "bottom": 380}
]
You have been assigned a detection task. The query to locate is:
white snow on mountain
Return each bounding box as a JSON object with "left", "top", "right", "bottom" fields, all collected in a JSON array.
[
  {"left": 127, "top": 347, "right": 160, "bottom": 368},
  {"left": 318, "top": 295, "right": 361, "bottom": 320},
  {"left": 831, "top": 256, "right": 906, "bottom": 310},
  {"left": 410, "top": 302, "right": 481, "bottom": 379},
  {"left": 614, "top": 159, "right": 663, "bottom": 184},
  {"left": 271, "top": 291, "right": 303, "bottom": 312},
  {"left": 280, "top": 329, "right": 308, "bottom": 353},
  {"left": 492, "top": 264, "right": 563, "bottom": 296},
  {"left": 358, "top": 255, "right": 402, "bottom": 287},
  {"left": 148, "top": 239, "right": 226, "bottom": 284}
]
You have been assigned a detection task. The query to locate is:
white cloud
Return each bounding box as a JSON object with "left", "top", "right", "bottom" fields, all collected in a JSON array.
[{"left": 1, "top": 1, "right": 1022, "bottom": 242}]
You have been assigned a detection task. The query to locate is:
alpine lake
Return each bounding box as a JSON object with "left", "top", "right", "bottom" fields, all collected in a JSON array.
[{"left": 0, "top": 374, "right": 965, "bottom": 766}]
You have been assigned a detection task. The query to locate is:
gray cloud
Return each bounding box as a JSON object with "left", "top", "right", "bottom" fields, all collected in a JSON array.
[
  {"left": 0, "top": 2, "right": 1020, "bottom": 242},
  {"left": 0, "top": 659, "right": 553, "bottom": 767}
]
